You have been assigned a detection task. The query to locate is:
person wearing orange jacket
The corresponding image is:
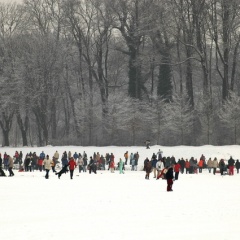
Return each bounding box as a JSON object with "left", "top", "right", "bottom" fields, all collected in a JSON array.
[
  {"left": 198, "top": 159, "right": 204, "bottom": 173},
  {"left": 185, "top": 159, "right": 190, "bottom": 174},
  {"left": 68, "top": 157, "right": 77, "bottom": 179}
]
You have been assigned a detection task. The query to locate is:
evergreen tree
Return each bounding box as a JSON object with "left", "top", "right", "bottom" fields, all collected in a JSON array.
[
  {"left": 219, "top": 92, "right": 240, "bottom": 144},
  {"left": 157, "top": 54, "right": 172, "bottom": 102},
  {"left": 162, "top": 93, "right": 193, "bottom": 145}
]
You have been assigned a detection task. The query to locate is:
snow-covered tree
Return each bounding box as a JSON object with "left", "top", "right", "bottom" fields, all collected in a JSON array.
[
  {"left": 219, "top": 92, "right": 240, "bottom": 144},
  {"left": 162, "top": 93, "right": 194, "bottom": 145}
]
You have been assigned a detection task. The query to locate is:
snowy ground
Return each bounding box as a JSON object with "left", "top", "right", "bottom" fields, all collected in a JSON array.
[{"left": 1, "top": 145, "right": 240, "bottom": 240}]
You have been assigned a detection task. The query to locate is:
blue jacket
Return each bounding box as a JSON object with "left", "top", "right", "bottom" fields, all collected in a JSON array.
[
  {"left": 62, "top": 158, "right": 68, "bottom": 166},
  {"left": 152, "top": 159, "right": 157, "bottom": 168},
  {"left": 73, "top": 153, "right": 79, "bottom": 159}
]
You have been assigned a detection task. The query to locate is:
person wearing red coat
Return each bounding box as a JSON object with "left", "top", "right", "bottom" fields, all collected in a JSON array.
[
  {"left": 68, "top": 157, "right": 77, "bottom": 179},
  {"left": 198, "top": 159, "right": 204, "bottom": 173},
  {"left": 38, "top": 158, "right": 43, "bottom": 172},
  {"left": 174, "top": 162, "right": 181, "bottom": 180},
  {"left": 185, "top": 160, "right": 190, "bottom": 174},
  {"left": 110, "top": 159, "right": 115, "bottom": 173}
]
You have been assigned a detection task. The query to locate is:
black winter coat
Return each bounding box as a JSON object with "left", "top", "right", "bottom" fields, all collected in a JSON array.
[
  {"left": 166, "top": 167, "right": 174, "bottom": 180},
  {"left": 228, "top": 158, "right": 235, "bottom": 166},
  {"left": 235, "top": 160, "right": 240, "bottom": 169}
]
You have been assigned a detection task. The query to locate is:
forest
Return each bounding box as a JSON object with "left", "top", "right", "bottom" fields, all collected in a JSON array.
[{"left": 0, "top": 0, "right": 240, "bottom": 147}]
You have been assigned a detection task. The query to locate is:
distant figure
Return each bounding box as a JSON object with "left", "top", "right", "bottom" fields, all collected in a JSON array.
[
  {"left": 166, "top": 165, "right": 174, "bottom": 192},
  {"left": 151, "top": 154, "right": 158, "bottom": 178},
  {"left": 174, "top": 162, "right": 181, "bottom": 180},
  {"left": 124, "top": 151, "right": 128, "bottom": 165},
  {"left": 235, "top": 160, "right": 240, "bottom": 174},
  {"left": 157, "top": 149, "right": 163, "bottom": 161},
  {"left": 119, "top": 158, "right": 124, "bottom": 174},
  {"left": 53, "top": 151, "right": 59, "bottom": 162},
  {"left": 156, "top": 159, "right": 164, "bottom": 178},
  {"left": 68, "top": 157, "right": 77, "bottom": 179},
  {"left": 8, "top": 156, "right": 14, "bottom": 177},
  {"left": 89, "top": 157, "right": 97, "bottom": 174},
  {"left": 207, "top": 158, "right": 213, "bottom": 173},
  {"left": 144, "top": 159, "right": 152, "bottom": 180},
  {"left": 109, "top": 159, "right": 115, "bottom": 173},
  {"left": 145, "top": 140, "right": 150, "bottom": 149},
  {"left": 185, "top": 159, "right": 190, "bottom": 174},
  {"left": 213, "top": 158, "right": 218, "bottom": 175},
  {"left": 228, "top": 157, "right": 235, "bottom": 175},
  {"left": 43, "top": 155, "right": 51, "bottom": 179},
  {"left": 219, "top": 159, "right": 226, "bottom": 176}
]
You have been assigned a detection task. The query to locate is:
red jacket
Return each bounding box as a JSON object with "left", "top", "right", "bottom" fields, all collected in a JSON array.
[
  {"left": 198, "top": 159, "right": 204, "bottom": 167},
  {"left": 174, "top": 163, "right": 181, "bottom": 172},
  {"left": 69, "top": 159, "right": 77, "bottom": 170},
  {"left": 38, "top": 159, "right": 43, "bottom": 166},
  {"left": 110, "top": 160, "right": 115, "bottom": 168},
  {"left": 185, "top": 161, "right": 190, "bottom": 168}
]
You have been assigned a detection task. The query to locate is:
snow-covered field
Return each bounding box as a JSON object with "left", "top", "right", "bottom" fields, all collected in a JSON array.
[{"left": 1, "top": 145, "right": 240, "bottom": 240}]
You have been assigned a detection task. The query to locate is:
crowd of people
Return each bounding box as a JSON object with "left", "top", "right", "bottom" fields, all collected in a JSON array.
[
  {"left": 0, "top": 149, "right": 239, "bottom": 191},
  {"left": 0, "top": 150, "right": 139, "bottom": 179},
  {"left": 143, "top": 150, "right": 240, "bottom": 191}
]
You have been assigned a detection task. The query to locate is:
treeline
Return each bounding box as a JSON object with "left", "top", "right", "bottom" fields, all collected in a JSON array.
[{"left": 0, "top": 0, "right": 240, "bottom": 147}]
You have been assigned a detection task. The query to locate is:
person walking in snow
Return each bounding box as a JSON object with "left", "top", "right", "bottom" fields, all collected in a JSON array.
[
  {"left": 8, "top": 155, "right": 14, "bottom": 177},
  {"left": 53, "top": 151, "right": 59, "bottom": 162},
  {"left": 69, "top": 157, "right": 77, "bottom": 179},
  {"left": 235, "top": 160, "right": 240, "bottom": 174},
  {"left": 131, "top": 158, "right": 135, "bottom": 171},
  {"left": 207, "top": 158, "right": 213, "bottom": 173},
  {"left": 38, "top": 157, "right": 43, "bottom": 172},
  {"left": 3, "top": 153, "right": 8, "bottom": 171},
  {"left": 185, "top": 159, "right": 190, "bottom": 174},
  {"left": 151, "top": 153, "right": 158, "bottom": 178},
  {"left": 156, "top": 159, "right": 164, "bottom": 178},
  {"left": 39, "top": 151, "right": 45, "bottom": 161},
  {"left": 219, "top": 159, "right": 226, "bottom": 176},
  {"left": 109, "top": 159, "right": 115, "bottom": 173},
  {"left": 157, "top": 149, "right": 163, "bottom": 161},
  {"left": 145, "top": 158, "right": 152, "bottom": 179},
  {"left": 43, "top": 155, "right": 51, "bottom": 179},
  {"left": 174, "top": 161, "right": 181, "bottom": 180},
  {"left": 198, "top": 159, "right": 204, "bottom": 173},
  {"left": 130, "top": 153, "right": 134, "bottom": 165},
  {"left": 51, "top": 157, "right": 56, "bottom": 172},
  {"left": 61, "top": 153, "right": 69, "bottom": 168},
  {"left": 228, "top": 157, "right": 235, "bottom": 175},
  {"left": 145, "top": 140, "right": 150, "bottom": 149},
  {"left": 73, "top": 152, "right": 79, "bottom": 162},
  {"left": 134, "top": 152, "right": 139, "bottom": 171},
  {"left": 124, "top": 151, "right": 128, "bottom": 165},
  {"left": 77, "top": 154, "right": 84, "bottom": 173},
  {"left": 89, "top": 157, "right": 97, "bottom": 174},
  {"left": 83, "top": 155, "right": 88, "bottom": 172},
  {"left": 179, "top": 158, "right": 185, "bottom": 174},
  {"left": 119, "top": 158, "right": 124, "bottom": 174},
  {"left": 166, "top": 165, "right": 174, "bottom": 192},
  {"left": 213, "top": 158, "right": 218, "bottom": 175}
]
